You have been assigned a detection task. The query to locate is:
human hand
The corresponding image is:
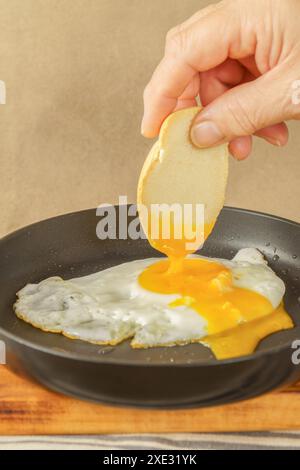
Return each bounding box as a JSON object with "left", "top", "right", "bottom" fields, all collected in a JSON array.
[{"left": 142, "top": 0, "right": 300, "bottom": 159}]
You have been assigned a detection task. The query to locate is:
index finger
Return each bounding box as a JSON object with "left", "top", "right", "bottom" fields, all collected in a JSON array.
[
  {"left": 141, "top": 57, "right": 196, "bottom": 137},
  {"left": 141, "top": 3, "right": 242, "bottom": 137}
]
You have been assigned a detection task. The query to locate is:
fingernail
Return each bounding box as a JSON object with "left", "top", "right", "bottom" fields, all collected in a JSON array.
[
  {"left": 265, "top": 136, "right": 282, "bottom": 146},
  {"left": 191, "top": 121, "right": 224, "bottom": 147},
  {"left": 141, "top": 117, "right": 152, "bottom": 137}
]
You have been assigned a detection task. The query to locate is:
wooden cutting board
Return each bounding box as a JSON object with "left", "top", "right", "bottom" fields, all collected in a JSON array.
[{"left": 0, "top": 365, "right": 300, "bottom": 434}]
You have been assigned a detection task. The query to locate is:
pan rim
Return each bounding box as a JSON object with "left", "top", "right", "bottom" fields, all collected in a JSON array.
[
  {"left": 1, "top": 205, "right": 300, "bottom": 241},
  {"left": 0, "top": 205, "right": 299, "bottom": 367}
]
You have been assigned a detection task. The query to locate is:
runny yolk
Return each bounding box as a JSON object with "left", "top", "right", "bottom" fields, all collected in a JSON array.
[{"left": 138, "top": 219, "right": 293, "bottom": 359}]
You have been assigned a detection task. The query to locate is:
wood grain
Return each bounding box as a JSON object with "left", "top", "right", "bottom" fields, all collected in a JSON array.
[{"left": 0, "top": 365, "right": 300, "bottom": 434}]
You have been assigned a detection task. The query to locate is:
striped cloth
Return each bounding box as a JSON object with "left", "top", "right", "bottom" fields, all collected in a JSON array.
[{"left": 1, "top": 432, "right": 300, "bottom": 450}]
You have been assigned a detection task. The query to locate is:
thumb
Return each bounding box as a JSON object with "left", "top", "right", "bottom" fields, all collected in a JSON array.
[{"left": 191, "top": 68, "right": 292, "bottom": 147}]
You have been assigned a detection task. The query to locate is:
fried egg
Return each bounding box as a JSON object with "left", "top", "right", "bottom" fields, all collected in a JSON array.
[
  {"left": 14, "top": 109, "right": 294, "bottom": 360},
  {"left": 14, "top": 248, "right": 293, "bottom": 358}
]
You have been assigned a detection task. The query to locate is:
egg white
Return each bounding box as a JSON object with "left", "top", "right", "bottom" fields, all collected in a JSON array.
[{"left": 14, "top": 248, "right": 285, "bottom": 348}]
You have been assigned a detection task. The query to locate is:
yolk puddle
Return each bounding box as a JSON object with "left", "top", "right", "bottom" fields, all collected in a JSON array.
[
  {"left": 138, "top": 218, "right": 293, "bottom": 359},
  {"left": 203, "top": 303, "right": 292, "bottom": 359}
]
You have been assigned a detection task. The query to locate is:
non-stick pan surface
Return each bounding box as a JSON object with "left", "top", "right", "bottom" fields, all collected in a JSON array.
[{"left": 0, "top": 206, "right": 300, "bottom": 408}]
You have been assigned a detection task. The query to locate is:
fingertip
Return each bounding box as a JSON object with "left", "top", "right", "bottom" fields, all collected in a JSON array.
[
  {"left": 140, "top": 123, "right": 148, "bottom": 137},
  {"left": 141, "top": 117, "right": 158, "bottom": 138},
  {"left": 141, "top": 128, "right": 160, "bottom": 138},
  {"left": 264, "top": 137, "right": 288, "bottom": 147},
  {"left": 229, "top": 136, "right": 252, "bottom": 160},
  {"left": 190, "top": 120, "right": 225, "bottom": 148},
  {"left": 141, "top": 94, "right": 176, "bottom": 139},
  {"left": 255, "top": 122, "right": 289, "bottom": 147}
]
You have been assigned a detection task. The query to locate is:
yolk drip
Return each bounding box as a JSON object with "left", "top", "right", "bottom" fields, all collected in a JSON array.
[
  {"left": 138, "top": 219, "right": 293, "bottom": 359},
  {"left": 148, "top": 220, "right": 215, "bottom": 261}
]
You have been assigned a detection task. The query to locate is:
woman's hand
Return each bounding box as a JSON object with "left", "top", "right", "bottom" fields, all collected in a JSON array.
[{"left": 142, "top": 0, "right": 300, "bottom": 159}]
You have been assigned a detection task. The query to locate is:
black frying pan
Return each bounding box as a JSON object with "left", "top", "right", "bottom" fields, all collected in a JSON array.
[{"left": 0, "top": 206, "right": 300, "bottom": 409}]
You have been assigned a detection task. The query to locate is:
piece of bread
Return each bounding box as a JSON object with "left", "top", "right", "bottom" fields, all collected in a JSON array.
[{"left": 137, "top": 106, "right": 229, "bottom": 252}]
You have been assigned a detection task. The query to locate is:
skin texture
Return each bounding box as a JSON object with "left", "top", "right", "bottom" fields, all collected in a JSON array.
[{"left": 141, "top": 0, "right": 300, "bottom": 159}]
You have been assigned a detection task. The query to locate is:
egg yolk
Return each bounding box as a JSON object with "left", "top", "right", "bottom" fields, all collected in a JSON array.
[{"left": 139, "top": 219, "right": 293, "bottom": 359}]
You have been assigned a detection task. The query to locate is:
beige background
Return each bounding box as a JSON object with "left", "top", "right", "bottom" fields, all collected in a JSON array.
[{"left": 0, "top": 0, "right": 299, "bottom": 237}]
